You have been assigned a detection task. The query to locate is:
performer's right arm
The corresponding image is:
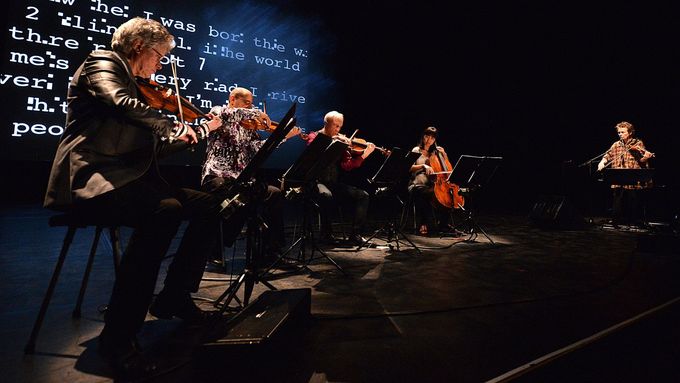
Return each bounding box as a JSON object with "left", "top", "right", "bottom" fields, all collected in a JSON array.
[{"left": 597, "top": 143, "right": 616, "bottom": 171}]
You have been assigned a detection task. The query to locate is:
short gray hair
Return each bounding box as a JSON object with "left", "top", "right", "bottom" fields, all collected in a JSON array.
[
  {"left": 111, "top": 17, "right": 175, "bottom": 57},
  {"left": 324, "top": 111, "right": 344, "bottom": 125}
]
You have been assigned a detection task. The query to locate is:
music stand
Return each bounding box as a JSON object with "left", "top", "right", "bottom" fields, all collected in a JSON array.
[
  {"left": 263, "top": 133, "right": 349, "bottom": 275},
  {"left": 448, "top": 155, "right": 502, "bottom": 244},
  {"left": 356, "top": 148, "right": 422, "bottom": 254},
  {"left": 601, "top": 168, "right": 654, "bottom": 228},
  {"left": 601, "top": 168, "right": 654, "bottom": 186},
  {"left": 212, "top": 103, "right": 298, "bottom": 313}
]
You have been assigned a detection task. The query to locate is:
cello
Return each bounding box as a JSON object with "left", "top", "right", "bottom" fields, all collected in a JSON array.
[{"left": 428, "top": 144, "right": 465, "bottom": 209}]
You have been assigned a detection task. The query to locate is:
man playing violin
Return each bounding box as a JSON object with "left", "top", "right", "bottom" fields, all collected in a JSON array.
[
  {"left": 597, "top": 121, "right": 654, "bottom": 226},
  {"left": 302, "top": 111, "right": 377, "bottom": 245},
  {"left": 409, "top": 126, "right": 454, "bottom": 236},
  {"left": 43, "top": 17, "right": 224, "bottom": 379},
  {"left": 201, "top": 87, "right": 301, "bottom": 258}
]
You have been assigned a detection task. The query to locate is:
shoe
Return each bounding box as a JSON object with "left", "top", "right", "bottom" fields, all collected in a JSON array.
[
  {"left": 348, "top": 234, "right": 367, "bottom": 246},
  {"left": 99, "top": 331, "right": 158, "bottom": 380},
  {"left": 149, "top": 290, "right": 216, "bottom": 325}
]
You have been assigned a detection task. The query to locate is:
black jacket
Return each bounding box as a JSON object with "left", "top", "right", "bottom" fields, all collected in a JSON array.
[{"left": 44, "top": 50, "right": 186, "bottom": 210}]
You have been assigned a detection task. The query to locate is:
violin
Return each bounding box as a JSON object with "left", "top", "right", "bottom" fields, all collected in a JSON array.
[
  {"left": 628, "top": 144, "right": 655, "bottom": 158},
  {"left": 239, "top": 118, "right": 308, "bottom": 140},
  {"left": 135, "top": 77, "right": 208, "bottom": 122},
  {"left": 239, "top": 102, "right": 307, "bottom": 139},
  {"left": 428, "top": 145, "right": 464, "bottom": 209},
  {"left": 334, "top": 133, "right": 390, "bottom": 155}
]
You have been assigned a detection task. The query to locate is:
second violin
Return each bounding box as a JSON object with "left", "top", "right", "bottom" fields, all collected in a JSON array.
[{"left": 334, "top": 133, "right": 390, "bottom": 155}]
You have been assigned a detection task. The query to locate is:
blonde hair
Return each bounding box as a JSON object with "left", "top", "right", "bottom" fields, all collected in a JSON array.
[
  {"left": 615, "top": 121, "right": 635, "bottom": 135},
  {"left": 111, "top": 17, "right": 175, "bottom": 57}
]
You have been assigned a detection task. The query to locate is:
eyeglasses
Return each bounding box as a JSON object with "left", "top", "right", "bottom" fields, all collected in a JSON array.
[{"left": 150, "top": 47, "right": 166, "bottom": 63}]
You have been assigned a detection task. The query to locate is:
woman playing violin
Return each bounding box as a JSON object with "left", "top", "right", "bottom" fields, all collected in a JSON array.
[
  {"left": 44, "top": 17, "right": 225, "bottom": 379},
  {"left": 202, "top": 87, "right": 301, "bottom": 256},
  {"left": 301, "top": 111, "right": 377, "bottom": 245},
  {"left": 596, "top": 121, "right": 654, "bottom": 226},
  {"left": 409, "top": 126, "right": 454, "bottom": 236}
]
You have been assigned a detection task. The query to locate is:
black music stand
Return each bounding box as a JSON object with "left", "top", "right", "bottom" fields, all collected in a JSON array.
[
  {"left": 263, "top": 133, "right": 349, "bottom": 275},
  {"left": 601, "top": 168, "right": 654, "bottom": 228},
  {"left": 212, "top": 103, "right": 298, "bottom": 313},
  {"left": 357, "top": 148, "right": 422, "bottom": 254},
  {"left": 448, "top": 155, "right": 502, "bottom": 244},
  {"left": 601, "top": 168, "right": 654, "bottom": 186}
]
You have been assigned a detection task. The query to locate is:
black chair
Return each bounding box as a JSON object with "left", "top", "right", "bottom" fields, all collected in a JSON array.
[{"left": 24, "top": 213, "right": 123, "bottom": 354}]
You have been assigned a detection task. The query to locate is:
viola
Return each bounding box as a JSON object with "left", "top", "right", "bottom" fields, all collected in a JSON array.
[
  {"left": 333, "top": 133, "right": 390, "bottom": 155},
  {"left": 135, "top": 77, "right": 208, "bottom": 122},
  {"left": 428, "top": 146, "right": 464, "bottom": 209},
  {"left": 349, "top": 137, "right": 390, "bottom": 155}
]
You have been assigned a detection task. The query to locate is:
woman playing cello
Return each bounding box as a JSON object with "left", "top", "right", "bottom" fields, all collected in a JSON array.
[{"left": 408, "top": 126, "right": 463, "bottom": 236}]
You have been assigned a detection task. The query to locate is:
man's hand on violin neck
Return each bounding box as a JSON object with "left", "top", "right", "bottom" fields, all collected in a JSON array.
[{"left": 362, "top": 142, "right": 376, "bottom": 158}]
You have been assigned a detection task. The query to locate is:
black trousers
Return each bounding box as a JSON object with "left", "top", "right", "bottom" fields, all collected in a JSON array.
[
  {"left": 612, "top": 188, "right": 645, "bottom": 225},
  {"left": 74, "top": 173, "right": 221, "bottom": 338},
  {"left": 316, "top": 181, "right": 369, "bottom": 235},
  {"left": 408, "top": 183, "right": 449, "bottom": 229},
  {"left": 201, "top": 176, "right": 285, "bottom": 251}
]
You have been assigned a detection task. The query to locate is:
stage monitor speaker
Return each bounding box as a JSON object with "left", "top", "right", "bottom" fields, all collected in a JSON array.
[
  {"left": 529, "top": 195, "right": 584, "bottom": 229},
  {"left": 203, "top": 288, "right": 311, "bottom": 347}
]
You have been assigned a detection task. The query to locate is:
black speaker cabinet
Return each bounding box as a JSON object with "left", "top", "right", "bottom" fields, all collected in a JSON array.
[
  {"left": 529, "top": 195, "right": 584, "bottom": 229},
  {"left": 203, "top": 288, "right": 311, "bottom": 347}
]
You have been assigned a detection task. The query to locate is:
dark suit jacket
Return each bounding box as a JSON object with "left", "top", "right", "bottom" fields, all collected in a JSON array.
[{"left": 44, "top": 50, "right": 187, "bottom": 210}]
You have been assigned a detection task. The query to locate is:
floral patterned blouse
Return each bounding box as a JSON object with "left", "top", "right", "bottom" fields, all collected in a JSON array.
[{"left": 201, "top": 105, "right": 265, "bottom": 183}]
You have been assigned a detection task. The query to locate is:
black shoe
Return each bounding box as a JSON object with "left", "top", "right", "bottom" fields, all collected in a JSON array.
[
  {"left": 149, "top": 290, "right": 216, "bottom": 325},
  {"left": 348, "top": 234, "right": 367, "bottom": 246},
  {"left": 99, "top": 332, "right": 158, "bottom": 380}
]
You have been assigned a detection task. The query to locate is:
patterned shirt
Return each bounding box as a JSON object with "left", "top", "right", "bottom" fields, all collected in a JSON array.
[
  {"left": 201, "top": 105, "right": 265, "bottom": 183},
  {"left": 601, "top": 138, "right": 651, "bottom": 189}
]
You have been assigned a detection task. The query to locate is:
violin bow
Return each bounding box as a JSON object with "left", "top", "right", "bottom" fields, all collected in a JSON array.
[{"left": 169, "top": 58, "right": 186, "bottom": 125}]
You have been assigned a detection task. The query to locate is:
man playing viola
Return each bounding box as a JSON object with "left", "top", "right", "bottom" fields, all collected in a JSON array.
[{"left": 302, "top": 111, "right": 377, "bottom": 245}]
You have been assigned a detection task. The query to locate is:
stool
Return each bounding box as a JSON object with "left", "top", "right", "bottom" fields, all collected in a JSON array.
[{"left": 24, "top": 213, "right": 123, "bottom": 354}]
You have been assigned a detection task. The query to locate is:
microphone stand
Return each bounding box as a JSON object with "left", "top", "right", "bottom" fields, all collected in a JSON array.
[{"left": 578, "top": 151, "right": 608, "bottom": 176}]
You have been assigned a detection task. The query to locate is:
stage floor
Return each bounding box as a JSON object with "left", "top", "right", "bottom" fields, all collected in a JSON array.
[{"left": 1, "top": 204, "right": 679, "bottom": 382}]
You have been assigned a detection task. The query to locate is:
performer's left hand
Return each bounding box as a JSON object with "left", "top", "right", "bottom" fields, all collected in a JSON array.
[
  {"left": 362, "top": 142, "right": 376, "bottom": 158},
  {"left": 286, "top": 126, "right": 301, "bottom": 139}
]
